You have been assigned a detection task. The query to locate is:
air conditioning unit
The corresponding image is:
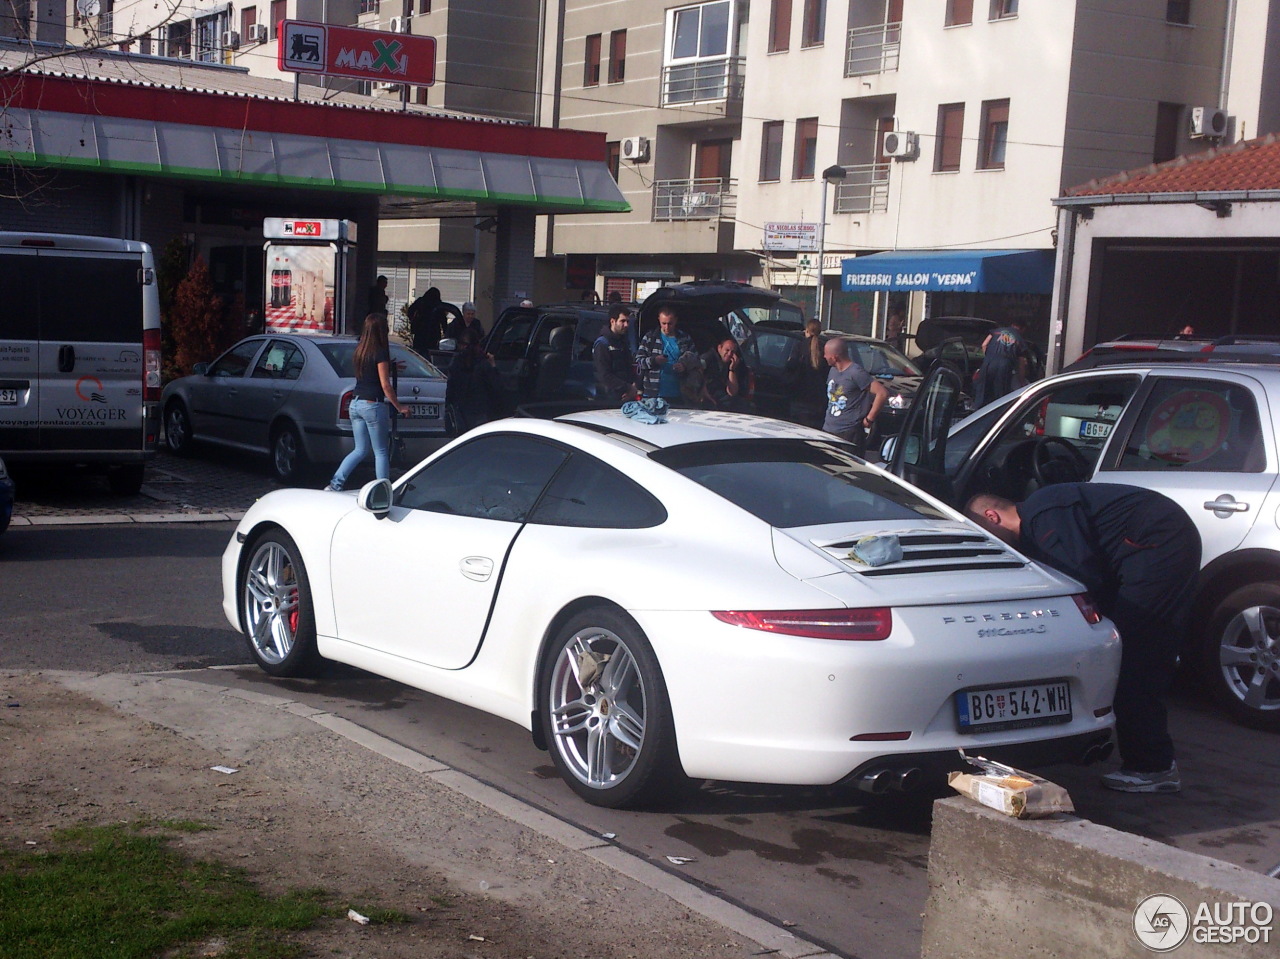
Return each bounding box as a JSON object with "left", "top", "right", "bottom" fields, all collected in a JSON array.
[
  {"left": 375, "top": 81, "right": 401, "bottom": 91},
  {"left": 247, "top": 22, "right": 269, "bottom": 43},
  {"left": 621, "top": 136, "right": 650, "bottom": 162},
  {"left": 883, "top": 130, "right": 918, "bottom": 159},
  {"left": 388, "top": 16, "right": 409, "bottom": 33},
  {"left": 1189, "top": 106, "right": 1228, "bottom": 139},
  {"left": 221, "top": 29, "right": 240, "bottom": 49}
]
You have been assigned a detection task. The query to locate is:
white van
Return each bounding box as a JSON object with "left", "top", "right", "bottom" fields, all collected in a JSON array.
[{"left": 0, "top": 233, "right": 162, "bottom": 494}]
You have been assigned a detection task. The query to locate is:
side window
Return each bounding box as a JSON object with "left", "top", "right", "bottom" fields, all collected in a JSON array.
[
  {"left": 0, "top": 253, "right": 38, "bottom": 339},
  {"left": 397, "top": 434, "right": 568, "bottom": 521},
  {"left": 754, "top": 330, "right": 796, "bottom": 371},
  {"left": 490, "top": 316, "right": 535, "bottom": 361},
  {"left": 970, "top": 375, "right": 1141, "bottom": 498},
  {"left": 252, "top": 340, "right": 303, "bottom": 379},
  {"left": 39, "top": 255, "right": 142, "bottom": 343},
  {"left": 1115, "top": 379, "right": 1265, "bottom": 473},
  {"left": 528, "top": 453, "right": 667, "bottom": 528},
  {"left": 208, "top": 340, "right": 263, "bottom": 377},
  {"left": 575, "top": 314, "right": 606, "bottom": 361}
]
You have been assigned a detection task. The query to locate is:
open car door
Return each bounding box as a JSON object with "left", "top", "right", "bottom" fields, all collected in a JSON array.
[{"left": 887, "top": 364, "right": 962, "bottom": 503}]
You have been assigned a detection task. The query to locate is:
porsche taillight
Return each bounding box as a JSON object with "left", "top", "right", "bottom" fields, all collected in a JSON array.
[
  {"left": 1073, "top": 593, "right": 1102, "bottom": 625},
  {"left": 711, "top": 608, "right": 892, "bottom": 641}
]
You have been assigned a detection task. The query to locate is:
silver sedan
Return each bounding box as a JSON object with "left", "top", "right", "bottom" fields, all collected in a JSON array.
[{"left": 162, "top": 334, "right": 448, "bottom": 482}]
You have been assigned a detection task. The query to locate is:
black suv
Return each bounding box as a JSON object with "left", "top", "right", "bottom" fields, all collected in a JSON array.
[{"left": 484, "top": 303, "right": 612, "bottom": 406}]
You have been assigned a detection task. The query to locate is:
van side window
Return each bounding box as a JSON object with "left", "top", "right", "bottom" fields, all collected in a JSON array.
[
  {"left": 38, "top": 256, "right": 142, "bottom": 343},
  {"left": 0, "top": 253, "right": 38, "bottom": 339}
]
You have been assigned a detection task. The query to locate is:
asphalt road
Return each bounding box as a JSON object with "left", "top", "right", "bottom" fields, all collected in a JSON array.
[{"left": 3, "top": 517, "right": 1279, "bottom": 958}]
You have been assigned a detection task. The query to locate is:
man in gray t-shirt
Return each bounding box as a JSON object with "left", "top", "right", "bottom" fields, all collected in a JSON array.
[{"left": 822, "top": 337, "right": 888, "bottom": 456}]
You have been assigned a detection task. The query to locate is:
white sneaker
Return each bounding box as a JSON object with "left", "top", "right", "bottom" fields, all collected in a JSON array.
[{"left": 1101, "top": 762, "right": 1180, "bottom": 794}]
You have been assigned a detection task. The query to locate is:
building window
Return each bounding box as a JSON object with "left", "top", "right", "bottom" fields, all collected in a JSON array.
[
  {"left": 167, "top": 20, "right": 192, "bottom": 57},
  {"left": 978, "top": 99, "right": 1009, "bottom": 169},
  {"left": 359, "top": 0, "right": 379, "bottom": 12},
  {"left": 793, "top": 117, "right": 819, "bottom": 179},
  {"left": 670, "top": 1, "right": 731, "bottom": 60},
  {"left": 801, "top": 0, "right": 825, "bottom": 47},
  {"left": 935, "top": 103, "right": 965, "bottom": 172},
  {"left": 946, "top": 0, "right": 973, "bottom": 26},
  {"left": 584, "top": 34, "right": 601, "bottom": 86},
  {"left": 989, "top": 0, "right": 1017, "bottom": 19},
  {"left": 1154, "top": 102, "right": 1182, "bottom": 163},
  {"left": 608, "top": 29, "right": 626, "bottom": 82},
  {"left": 607, "top": 141, "right": 621, "bottom": 181},
  {"left": 760, "top": 120, "right": 784, "bottom": 181},
  {"left": 1166, "top": 0, "right": 1190, "bottom": 24},
  {"left": 769, "top": 0, "right": 791, "bottom": 53},
  {"left": 241, "top": 6, "right": 256, "bottom": 37},
  {"left": 270, "top": 0, "right": 286, "bottom": 38}
]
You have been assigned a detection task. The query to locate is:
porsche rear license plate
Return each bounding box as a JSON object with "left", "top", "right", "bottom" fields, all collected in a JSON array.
[
  {"left": 406, "top": 403, "right": 439, "bottom": 418},
  {"left": 955, "top": 681, "right": 1072, "bottom": 733}
]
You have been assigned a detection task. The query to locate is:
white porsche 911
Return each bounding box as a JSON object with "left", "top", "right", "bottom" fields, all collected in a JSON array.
[{"left": 221, "top": 409, "right": 1120, "bottom": 808}]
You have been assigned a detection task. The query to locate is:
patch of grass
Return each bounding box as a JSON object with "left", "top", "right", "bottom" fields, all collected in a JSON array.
[{"left": 0, "top": 823, "right": 332, "bottom": 959}]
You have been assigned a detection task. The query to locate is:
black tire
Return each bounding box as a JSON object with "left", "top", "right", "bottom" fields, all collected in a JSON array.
[
  {"left": 539, "top": 607, "right": 684, "bottom": 808},
  {"left": 238, "top": 529, "right": 320, "bottom": 677},
  {"left": 165, "top": 400, "right": 194, "bottom": 456},
  {"left": 107, "top": 464, "right": 145, "bottom": 496},
  {"left": 1201, "top": 583, "right": 1280, "bottom": 731},
  {"left": 270, "top": 423, "right": 308, "bottom": 484}
]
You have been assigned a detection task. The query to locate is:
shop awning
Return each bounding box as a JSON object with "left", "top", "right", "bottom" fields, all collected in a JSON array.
[
  {"left": 840, "top": 249, "right": 1054, "bottom": 293},
  {"left": 0, "top": 62, "right": 629, "bottom": 215}
]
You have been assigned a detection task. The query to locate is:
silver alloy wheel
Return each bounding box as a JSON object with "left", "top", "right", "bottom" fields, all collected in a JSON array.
[
  {"left": 273, "top": 428, "right": 299, "bottom": 480},
  {"left": 1219, "top": 604, "right": 1280, "bottom": 716},
  {"left": 242, "top": 540, "right": 301, "bottom": 666},
  {"left": 165, "top": 404, "right": 188, "bottom": 452},
  {"left": 548, "top": 627, "right": 647, "bottom": 790}
]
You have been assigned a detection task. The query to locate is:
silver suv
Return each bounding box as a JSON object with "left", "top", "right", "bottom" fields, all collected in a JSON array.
[{"left": 890, "top": 358, "right": 1280, "bottom": 731}]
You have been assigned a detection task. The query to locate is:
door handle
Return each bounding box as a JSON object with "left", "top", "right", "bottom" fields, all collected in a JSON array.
[
  {"left": 1204, "top": 494, "right": 1250, "bottom": 516},
  {"left": 460, "top": 556, "right": 494, "bottom": 582},
  {"left": 57, "top": 345, "right": 75, "bottom": 372}
]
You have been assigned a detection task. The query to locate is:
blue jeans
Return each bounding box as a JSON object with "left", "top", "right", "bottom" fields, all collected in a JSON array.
[{"left": 329, "top": 398, "right": 391, "bottom": 490}]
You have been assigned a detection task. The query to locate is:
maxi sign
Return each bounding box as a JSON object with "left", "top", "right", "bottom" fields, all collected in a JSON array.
[{"left": 278, "top": 20, "right": 436, "bottom": 86}]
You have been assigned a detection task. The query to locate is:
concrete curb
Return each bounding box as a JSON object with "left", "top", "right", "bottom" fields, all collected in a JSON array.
[
  {"left": 44, "top": 669, "right": 837, "bottom": 959},
  {"left": 10, "top": 511, "right": 244, "bottom": 527}
]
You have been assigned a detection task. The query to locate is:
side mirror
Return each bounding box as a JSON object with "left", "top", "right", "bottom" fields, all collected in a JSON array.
[
  {"left": 358, "top": 478, "right": 393, "bottom": 519},
  {"left": 438, "top": 337, "right": 457, "bottom": 352},
  {"left": 879, "top": 435, "right": 897, "bottom": 462},
  {"left": 194, "top": 362, "right": 210, "bottom": 375}
]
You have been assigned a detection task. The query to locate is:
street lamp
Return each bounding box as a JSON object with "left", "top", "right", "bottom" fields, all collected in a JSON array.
[{"left": 814, "top": 164, "right": 847, "bottom": 327}]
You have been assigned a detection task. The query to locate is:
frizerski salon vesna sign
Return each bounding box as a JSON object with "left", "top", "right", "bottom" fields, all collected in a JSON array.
[{"left": 278, "top": 20, "right": 436, "bottom": 87}]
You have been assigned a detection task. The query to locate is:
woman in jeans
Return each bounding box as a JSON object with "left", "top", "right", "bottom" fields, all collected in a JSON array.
[{"left": 326, "top": 313, "right": 410, "bottom": 491}]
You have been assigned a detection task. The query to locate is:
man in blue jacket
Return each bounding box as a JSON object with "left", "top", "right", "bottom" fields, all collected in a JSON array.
[{"left": 966, "top": 483, "right": 1201, "bottom": 794}]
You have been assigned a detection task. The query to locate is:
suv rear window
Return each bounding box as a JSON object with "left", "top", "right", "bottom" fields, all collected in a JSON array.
[{"left": 651, "top": 439, "right": 949, "bottom": 528}]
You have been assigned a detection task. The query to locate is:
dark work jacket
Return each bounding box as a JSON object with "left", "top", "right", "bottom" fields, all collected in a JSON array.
[
  {"left": 1017, "top": 483, "right": 1200, "bottom": 628},
  {"left": 593, "top": 330, "right": 635, "bottom": 402}
]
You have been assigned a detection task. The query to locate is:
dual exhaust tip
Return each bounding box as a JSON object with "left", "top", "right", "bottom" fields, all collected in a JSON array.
[
  {"left": 1082, "top": 740, "right": 1114, "bottom": 764},
  {"left": 857, "top": 767, "right": 924, "bottom": 795}
]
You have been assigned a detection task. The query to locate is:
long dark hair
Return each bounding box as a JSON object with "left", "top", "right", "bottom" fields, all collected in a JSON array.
[
  {"left": 805, "top": 320, "right": 823, "bottom": 370},
  {"left": 353, "top": 313, "right": 389, "bottom": 379}
]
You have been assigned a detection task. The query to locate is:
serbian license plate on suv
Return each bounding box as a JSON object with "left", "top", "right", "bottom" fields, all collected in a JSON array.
[
  {"left": 955, "top": 681, "right": 1072, "bottom": 733},
  {"left": 1079, "top": 420, "right": 1111, "bottom": 439},
  {"left": 406, "top": 403, "right": 439, "bottom": 419}
]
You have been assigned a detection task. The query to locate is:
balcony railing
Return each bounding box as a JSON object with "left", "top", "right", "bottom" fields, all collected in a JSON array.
[
  {"left": 833, "top": 163, "right": 891, "bottom": 214},
  {"left": 653, "top": 178, "right": 736, "bottom": 222},
  {"left": 661, "top": 56, "right": 745, "bottom": 106},
  {"left": 845, "top": 21, "right": 901, "bottom": 78}
]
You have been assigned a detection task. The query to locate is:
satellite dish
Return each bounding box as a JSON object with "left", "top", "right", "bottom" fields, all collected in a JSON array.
[{"left": 76, "top": 0, "right": 101, "bottom": 16}]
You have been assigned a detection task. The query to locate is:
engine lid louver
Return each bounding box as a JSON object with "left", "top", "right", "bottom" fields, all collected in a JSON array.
[{"left": 813, "top": 529, "right": 1026, "bottom": 577}]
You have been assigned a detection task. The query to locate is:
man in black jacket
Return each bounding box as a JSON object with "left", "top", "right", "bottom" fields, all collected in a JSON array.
[
  {"left": 593, "top": 303, "right": 637, "bottom": 404},
  {"left": 966, "top": 484, "right": 1201, "bottom": 793}
]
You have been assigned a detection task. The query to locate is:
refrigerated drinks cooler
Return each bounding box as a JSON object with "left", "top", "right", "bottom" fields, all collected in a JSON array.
[{"left": 262, "top": 218, "right": 357, "bottom": 334}]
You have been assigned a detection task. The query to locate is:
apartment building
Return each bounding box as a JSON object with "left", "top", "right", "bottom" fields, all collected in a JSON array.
[{"left": 545, "top": 0, "right": 1280, "bottom": 343}]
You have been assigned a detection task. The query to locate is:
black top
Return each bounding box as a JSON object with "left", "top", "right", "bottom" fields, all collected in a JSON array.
[
  {"left": 593, "top": 330, "right": 635, "bottom": 400},
  {"left": 352, "top": 347, "right": 390, "bottom": 401}
]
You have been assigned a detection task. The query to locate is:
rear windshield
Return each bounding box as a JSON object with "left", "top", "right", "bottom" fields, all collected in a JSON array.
[
  {"left": 316, "top": 342, "right": 444, "bottom": 379},
  {"left": 847, "top": 341, "right": 920, "bottom": 377},
  {"left": 650, "top": 439, "right": 949, "bottom": 529}
]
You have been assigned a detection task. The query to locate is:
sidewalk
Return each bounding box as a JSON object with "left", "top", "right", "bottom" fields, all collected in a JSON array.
[{"left": 1, "top": 669, "right": 834, "bottom": 959}]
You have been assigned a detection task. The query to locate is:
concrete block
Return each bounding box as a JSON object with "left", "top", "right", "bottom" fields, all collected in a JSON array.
[{"left": 923, "top": 797, "right": 1279, "bottom": 958}]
